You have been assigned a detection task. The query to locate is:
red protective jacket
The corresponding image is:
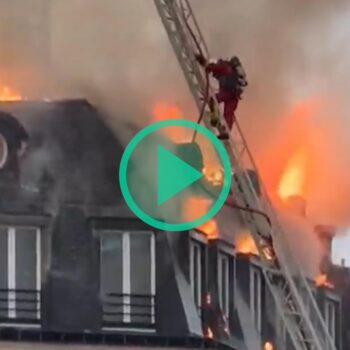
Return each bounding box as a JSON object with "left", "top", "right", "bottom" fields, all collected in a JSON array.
[
  {"left": 205, "top": 60, "right": 239, "bottom": 130},
  {"left": 205, "top": 60, "right": 236, "bottom": 93}
]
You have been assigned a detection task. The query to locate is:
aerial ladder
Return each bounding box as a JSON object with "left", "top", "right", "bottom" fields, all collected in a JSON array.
[{"left": 153, "top": 1, "right": 337, "bottom": 350}]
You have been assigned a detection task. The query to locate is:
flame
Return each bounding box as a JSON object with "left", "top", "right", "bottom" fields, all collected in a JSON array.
[
  {"left": 235, "top": 231, "right": 259, "bottom": 255},
  {"left": 0, "top": 86, "right": 22, "bottom": 101},
  {"left": 314, "top": 274, "right": 334, "bottom": 289},
  {"left": 152, "top": 102, "right": 190, "bottom": 142},
  {"left": 206, "top": 327, "right": 213, "bottom": 339},
  {"left": 182, "top": 196, "right": 218, "bottom": 239},
  {"left": 278, "top": 148, "right": 309, "bottom": 201},
  {"left": 197, "top": 219, "right": 218, "bottom": 239},
  {"left": 263, "top": 342, "right": 274, "bottom": 350},
  {"left": 206, "top": 293, "right": 212, "bottom": 305},
  {"left": 152, "top": 101, "right": 220, "bottom": 240},
  {"left": 203, "top": 166, "right": 223, "bottom": 186}
]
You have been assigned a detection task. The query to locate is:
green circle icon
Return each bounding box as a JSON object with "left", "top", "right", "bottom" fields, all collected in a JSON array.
[{"left": 119, "top": 119, "right": 232, "bottom": 231}]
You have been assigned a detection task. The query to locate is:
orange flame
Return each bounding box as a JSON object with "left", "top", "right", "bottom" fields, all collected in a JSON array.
[
  {"left": 235, "top": 231, "right": 259, "bottom": 255},
  {"left": 263, "top": 342, "right": 274, "bottom": 350},
  {"left": 0, "top": 86, "right": 22, "bottom": 101},
  {"left": 278, "top": 148, "right": 309, "bottom": 201},
  {"left": 203, "top": 166, "right": 223, "bottom": 187},
  {"left": 152, "top": 102, "right": 190, "bottom": 142},
  {"left": 182, "top": 196, "right": 218, "bottom": 239},
  {"left": 206, "top": 293, "right": 212, "bottom": 305},
  {"left": 152, "top": 102, "right": 219, "bottom": 239},
  {"left": 197, "top": 219, "right": 218, "bottom": 240},
  {"left": 314, "top": 274, "right": 334, "bottom": 289},
  {"left": 206, "top": 327, "right": 213, "bottom": 339}
]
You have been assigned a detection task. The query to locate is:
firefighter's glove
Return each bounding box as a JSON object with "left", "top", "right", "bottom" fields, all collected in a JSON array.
[{"left": 195, "top": 53, "right": 207, "bottom": 67}]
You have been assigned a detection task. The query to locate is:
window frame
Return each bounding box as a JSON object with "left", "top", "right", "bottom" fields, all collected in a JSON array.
[
  {"left": 217, "top": 252, "right": 230, "bottom": 317},
  {"left": 0, "top": 225, "right": 41, "bottom": 324},
  {"left": 249, "top": 264, "right": 262, "bottom": 332},
  {"left": 99, "top": 229, "right": 156, "bottom": 327},
  {"left": 190, "top": 239, "right": 203, "bottom": 314},
  {"left": 324, "top": 298, "right": 336, "bottom": 345}
]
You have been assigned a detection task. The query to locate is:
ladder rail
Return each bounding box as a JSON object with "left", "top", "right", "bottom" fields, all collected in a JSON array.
[
  {"left": 153, "top": 1, "right": 337, "bottom": 349},
  {"left": 230, "top": 124, "right": 335, "bottom": 350}
]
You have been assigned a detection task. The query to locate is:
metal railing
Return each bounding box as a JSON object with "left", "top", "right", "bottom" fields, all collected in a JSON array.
[
  {"left": 0, "top": 288, "right": 41, "bottom": 324},
  {"left": 102, "top": 293, "right": 155, "bottom": 328}
]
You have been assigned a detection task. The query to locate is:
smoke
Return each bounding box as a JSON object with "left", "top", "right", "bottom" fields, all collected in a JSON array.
[
  {"left": 0, "top": 0, "right": 349, "bottom": 224},
  {"left": 279, "top": 212, "right": 325, "bottom": 278}
]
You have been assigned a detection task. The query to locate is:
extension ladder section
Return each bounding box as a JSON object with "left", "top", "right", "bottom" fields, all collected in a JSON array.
[{"left": 153, "top": 1, "right": 337, "bottom": 350}]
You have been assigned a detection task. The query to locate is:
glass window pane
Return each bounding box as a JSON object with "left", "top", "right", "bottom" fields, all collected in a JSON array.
[
  {"left": 15, "top": 227, "right": 38, "bottom": 321},
  {"left": 222, "top": 258, "right": 228, "bottom": 313},
  {"left": 130, "top": 233, "right": 151, "bottom": 294},
  {"left": 100, "top": 232, "right": 123, "bottom": 325},
  {"left": 0, "top": 227, "right": 8, "bottom": 318},
  {"left": 130, "top": 233, "right": 151, "bottom": 324}
]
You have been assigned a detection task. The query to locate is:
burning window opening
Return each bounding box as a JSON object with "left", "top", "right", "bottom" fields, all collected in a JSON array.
[
  {"left": 0, "top": 85, "right": 23, "bottom": 102},
  {"left": 205, "top": 292, "right": 212, "bottom": 305},
  {"left": 202, "top": 166, "right": 223, "bottom": 187},
  {"left": 263, "top": 341, "right": 274, "bottom": 350},
  {"left": 235, "top": 230, "right": 259, "bottom": 256},
  {"left": 314, "top": 273, "right": 334, "bottom": 289},
  {"left": 196, "top": 219, "right": 218, "bottom": 240},
  {"left": 205, "top": 327, "right": 213, "bottom": 339}
]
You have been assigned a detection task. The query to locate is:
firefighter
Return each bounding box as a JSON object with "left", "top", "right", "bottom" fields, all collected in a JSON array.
[{"left": 196, "top": 54, "right": 247, "bottom": 139}]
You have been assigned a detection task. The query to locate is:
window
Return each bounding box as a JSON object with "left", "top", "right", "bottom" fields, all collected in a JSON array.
[
  {"left": 190, "top": 240, "right": 203, "bottom": 314},
  {"left": 0, "top": 226, "right": 41, "bottom": 324},
  {"left": 324, "top": 300, "right": 336, "bottom": 345},
  {"left": 250, "top": 266, "right": 262, "bottom": 332},
  {"left": 100, "top": 230, "right": 155, "bottom": 328},
  {"left": 218, "top": 252, "right": 229, "bottom": 316}
]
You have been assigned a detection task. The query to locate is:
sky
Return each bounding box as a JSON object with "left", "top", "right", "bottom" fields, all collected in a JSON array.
[{"left": 333, "top": 233, "right": 350, "bottom": 267}]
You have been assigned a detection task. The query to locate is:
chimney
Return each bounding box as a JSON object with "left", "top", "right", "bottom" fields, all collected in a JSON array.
[{"left": 314, "top": 224, "right": 336, "bottom": 273}]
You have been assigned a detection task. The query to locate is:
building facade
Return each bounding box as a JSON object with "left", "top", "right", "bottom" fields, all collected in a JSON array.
[{"left": 0, "top": 99, "right": 344, "bottom": 350}]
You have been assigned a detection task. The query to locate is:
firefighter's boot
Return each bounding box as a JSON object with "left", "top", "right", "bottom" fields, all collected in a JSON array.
[{"left": 217, "top": 124, "right": 229, "bottom": 140}]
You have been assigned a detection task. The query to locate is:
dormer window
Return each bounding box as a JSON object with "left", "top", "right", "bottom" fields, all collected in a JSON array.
[
  {"left": 99, "top": 230, "right": 155, "bottom": 329},
  {"left": 250, "top": 265, "right": 262, "bottom": 332},
  {"left": 218, "top": 252, "right": 230, "bottom": 317},
  {"left": 324, "top": 299, "right": 336, "bottom": 346},
  {"left": 0, "top": 226, "right": 41, "bottom": 325},
  {"left": 190, "top": 239, "right": 203, "bottom": 314}
]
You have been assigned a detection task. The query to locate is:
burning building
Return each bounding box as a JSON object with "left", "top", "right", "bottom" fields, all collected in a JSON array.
[{"left": 0, "top": 97, "right": 345, "bottom": 350}]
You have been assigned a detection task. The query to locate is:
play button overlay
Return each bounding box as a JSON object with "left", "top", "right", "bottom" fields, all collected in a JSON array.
[
  {"left": 119, "top": 119, "right": 232, "bottom": 231},
  {"left": 157, "top": 145, "right": 203, "bottom": 205}
]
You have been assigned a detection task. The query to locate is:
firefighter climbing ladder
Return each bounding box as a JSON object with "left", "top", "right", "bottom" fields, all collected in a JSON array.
[{"left": 153, "top": 1, "right": 337, "bottom": 350}]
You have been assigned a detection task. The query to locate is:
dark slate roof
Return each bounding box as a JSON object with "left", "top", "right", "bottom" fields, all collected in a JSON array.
[{"left": 0, "top": 99, "right": 125, "bottom": 210}]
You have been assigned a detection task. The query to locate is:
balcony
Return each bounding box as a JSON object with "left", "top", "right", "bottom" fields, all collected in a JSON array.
[{"left": 0, "top": 288, "right": 41, "bottom": 326}]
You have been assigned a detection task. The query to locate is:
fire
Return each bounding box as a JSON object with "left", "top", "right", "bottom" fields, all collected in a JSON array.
[
  {"left": 278, "top": 148, "right": 309, "bottom": 201},
  {"left": 263, "top": 342, "right": 274, "bottom": 350},
  {"left": 0, "top": 86, "right": 22, "bottom": 101},
  {"left": 206, "top": 327, "right": 213, "bottom": 339},
  {"left": 203, "top": 166, "right": 223, "bottom": 186},
  {"left": 197, "top": 219, "right": 218, "bottom": 239},
  {"left": 183, "top": 196, "right": 218, "bottom": 239},
  {"left": 314, "top": 274, "right": 334, "bottom": 289},
  {"left": 235, "top": 231, "right": 259, "bottom": 255},
  {"left": 152, "top": 102, "right": 190, "bottom": 142},
  {"left": 206, "top": 293, "right": 212, "bottom": 305}
]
